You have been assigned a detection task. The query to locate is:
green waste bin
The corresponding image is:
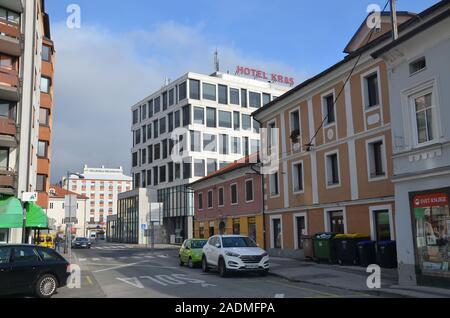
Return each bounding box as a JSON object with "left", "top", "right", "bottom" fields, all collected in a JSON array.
[{"left": 312, "top": 233, "right": 337, "bottom": 263}]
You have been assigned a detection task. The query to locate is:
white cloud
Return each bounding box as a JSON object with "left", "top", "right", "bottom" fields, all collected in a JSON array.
[{"left": 51, "top": 21, "right": 306, "bottom": 182}]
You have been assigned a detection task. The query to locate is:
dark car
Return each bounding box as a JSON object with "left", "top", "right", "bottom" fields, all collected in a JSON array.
[
  {"left": 71, "top": 237, "right": 91, "bottom": 249},
  {"left": 0, "top": 245, "right": 70, "bottom": 298}
]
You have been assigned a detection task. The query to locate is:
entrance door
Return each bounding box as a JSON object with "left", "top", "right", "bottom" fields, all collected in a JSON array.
[
  {"left": 374, "top": 210, "right": 391, "bottom": 241},
  {"left": 272, "top": 218, "right": 282, "bottom": 249},
  {"left": 296, "top": 216, "right": 306, "bottom": 249},
  {"left": 329, "top": 211, "right": 344, "bottom": 234}
]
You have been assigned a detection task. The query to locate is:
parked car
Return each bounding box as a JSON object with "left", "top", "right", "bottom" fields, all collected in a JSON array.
[
  {"left": 179, "top": 239, "right": 208, "bottom": 268},
  {"left": 0, "top": 245, "right": 70, "bottom": 298},
  {"left": 71, "top": 237, "right": 91, "bottom": 249},
  {"left": 202, "top": 235, "right": 269, "bottom": 277}
]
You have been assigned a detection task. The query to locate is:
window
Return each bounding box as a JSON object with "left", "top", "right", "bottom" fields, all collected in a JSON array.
[
  {"left": 250, "top": 139, "right": 259, "bottom": 155},
  {"left": 231, "top": 137, "right": 241, "bottom": 154},
  {"left": 41, "top": 77, "right": 51, "bottom": 93},
  {"left": 168, "top": 112, "right": 174, "bottom": 132},
  {"left": 0, "top": 8, "right": 20, "bottom": 24},
  {"left": 159, "top": 166, "right": 166, "bottom": 183},
  {"left": 148, "top": 145, "right": 153, "bottom": 164},
  {"left": 194, "top": 159, "right": 205, "bottom": 177},
  {"left": 218, "top": 111, "right": 232, "bottom": 128},
  {"left": 207, "top": 159, "right": 217, "bottom": 175},
  {"left": 153, "top": 167, "right": 158, "bottom": 186},
  {"left": 159, "top": 117, "right": 166, "bottom": 135},
  {"left": 133, "top": 109, "right": 139, "bottom": 125},
  {"left": 0, "top": 148, "right": 9, "bottom": 170},
  {"left": 39, "top": 108, "right": 49, "bottom": 126},
  {"left": 203, "top": 134, "right": 217, "bottom": 152},
  {"left": 183, "top": 160, "right": 191, "bottom": 179},
  {"left": 241, "top": 89, "right": 248, "bottom": 108},
  {"left": 12, "top": 247, "right": 39, "bottom": 264},
  {"left": 242, "top": 114, "right": 251, "bottom": 131},
  {"left": 37, "top": 141, "right": 47, "bottom": 157},
  {"left": 410, "top": 57, "right": 426, "bottom": 75},
  {"left": 206, "top": 107, "right": 216, "bottom": 128},
  {"left": 293, "top": 162, "right": 304, "bottom": 193},
  {"left": 365, "top": 73, "right": 380, "bottom": 108},
  {"left": 153, "top": 120, "right": 159, "bottom": 139},
  {"left": 249, "top": 92, "right": 261, "bottom": 108},
  {"left": 368, "top": 139, "right": 385, "bottom": 178},
  {"left": 147, "top": 170, "right": 152, "bottom": 187},
  {"left": 162, "top": 91, "right": 168, "bottom": 111},
  {"left": 218, "top": 187, "right": 224, "bottom": 207},
  {"left": 414, "top": 92, "right": 435, "bottom": 144},
  {"left": 154, "top": 96, "right": 161, "bottom": 113},
  {"left": 233, "top": 219, "right": 240, "bottom": 235},
  {"left": 142, "top": 126, "right": 147, "bottom": 143},
  {"left": 231, "top": 184, "right": 238, "bottom": 205},
  {"left": 147, "top": 124, "right": 152, "bottom": 140},
  {"left": 323, "top": 93, "right": 335, "bottom": 124},
  {"left": 263, "top": 93, "right": 271, "bottom": 106},
  {"left": 253, "top": 119, "right": 260, "bottom": 134},
  {"left": 326, "top": 152, "right": 340, "bottom": 186},
  {"left": 174, "top": 163, "right": 181, "bottom": 179},
  {"left": 41, "top": 44, "right": 51, "bottom": 62},
  {"left": 178, "top": 82, "right": 187, "bottom": 101},
  {"left": 248, "top": 217, "right": 256, "bottom": 242},
  {"left": 162, "top": 139, "right": 168, "bottom": 159},
  {"left": 134, "top": 129, "right": 141, "bottom": 145},
  {"left": 267, "top": 121, "right": 276, "bottom": 156},
  {"left": 199, "top": 224, "right": 205, "bottom": 238},
  {"left": 168, "top": 162, "right": 174, "bottom": 182},
  {"left": 233, "top": 111, "right": 240, "bottom": 131},
  {"left": 230, "top": 88, "right": 240, "bottom": 105},
  {"left": 374, "top": 210, "right": 391, "bottom": 241},
  {"left": 290, "top": 110, "right": 300, "bottom": 142},
  {"left": 182, "top": 105, "right": 191, "bottom": 126},
  {"left": 169, "top": 88, "right": 175, "bottom": 106},
  {"left": 0, "top": 55, "right": 15, "bottom": 70},
  {"left": 203, "top": 83, "right": 216, "bottom": 101},
  {"left": 207, "top": 190, "right": 213, "bottom": 208},
  {"left": 270, "top": 172, "right": 279, "bottom": 196},
  {"left": 329, "top": 211, "right": 344, "bottom": 234},
  {"left": 190, "top": 130, "right": 201, "bottom": 152},
  {"left": 198, "top": 193, "right": 203, "bottom": 210},
  {"left": 245, "top": 179, "right": 254, "bottom": 202},
  {"left": 154, "top": 143, "right": 161, "bottom": 160},
  {"left": 142, "top": 104, "right": 147, "bottom": 120},
  {"left": 36, "top": 174, "right": 47, "bottom": 192},
  {"left": 174, "top": 110, "right": 181, "bottom": 128},
  {"left": 219, "top": 134, "right": 228, "bottom": 155},
  {"left": 189, "top": 79, "right": 200, "bottom": 100},
  {"left": 295, "top": 216, "right": 306, "bottom": 249},
  {"left": 148, "top": 100, "right": 153, "bottom": 118},
  {"left": 243, "top": 137, "right": 249, "bottom": 157},
  {"left": 220, "top": 161, "right": 230, "bottom": 169},
  {"left": 193, "top": 107, "right": 204, "bottom": 125},
  {"left": 218, "top": 85, "right": 228, "bottom": 104}
]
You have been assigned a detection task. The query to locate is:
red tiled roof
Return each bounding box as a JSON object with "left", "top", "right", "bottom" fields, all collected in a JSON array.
[
  {"left": 190, "top": 153, "right": 259, "bottom": 186},
  {"left": 49, "top": 185, "right": 89, "bottom": 200}
]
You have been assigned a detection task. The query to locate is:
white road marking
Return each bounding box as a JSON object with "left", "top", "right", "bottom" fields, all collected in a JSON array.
[
  {"left": 275, "top": 294, "right": 285, "bottom": 298},
  {"left": 93, "top": 261, "right": 146, "bottom": 273},
  {"left": 144, "top": 255, "right": 154, "bottom": 259},
  {"left": 157, "top": 255, "right": 168, "bottom": 258},
  {"left": 79, "top": 258, "right": 87, "bottom": 262},
  {"left": 117, "top": 277, "right": 144, "bottom": 289},
  {"left": 116, "top": 274, "right": 217, "bottom": 289},
  {"left": 92, "top": 258, "right": 101, "bottom": 261}
]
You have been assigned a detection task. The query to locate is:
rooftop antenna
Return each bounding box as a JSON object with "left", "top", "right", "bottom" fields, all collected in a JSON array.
[{"left": 214, "top": 48, "right": 220, "bottom": 73}]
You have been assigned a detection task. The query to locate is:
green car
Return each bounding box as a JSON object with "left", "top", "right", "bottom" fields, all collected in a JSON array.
[{"left": 179, "top": 239, "right": 208, "bottom": 268}]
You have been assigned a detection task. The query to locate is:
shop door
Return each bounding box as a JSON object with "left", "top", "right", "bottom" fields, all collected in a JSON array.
[{"left": 374, "top": 210, "right": 391, "bottom": 241}]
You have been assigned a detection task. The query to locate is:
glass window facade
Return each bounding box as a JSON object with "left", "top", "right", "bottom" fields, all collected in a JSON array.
[
  {"left": 203, "top": 83, "right": 216, "bottom": 101},
  {"left": 158, "top": 186, "right": 194, "bottom": 218}
]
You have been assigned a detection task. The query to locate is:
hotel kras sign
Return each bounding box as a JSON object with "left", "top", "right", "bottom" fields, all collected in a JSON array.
[{"left": 235, "top": 66, "right": 295, "bottom": 86}]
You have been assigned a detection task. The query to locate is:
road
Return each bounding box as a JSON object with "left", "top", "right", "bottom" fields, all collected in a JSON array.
[{"left": 55, "top": 242, "right": 388, "bottom": 298}]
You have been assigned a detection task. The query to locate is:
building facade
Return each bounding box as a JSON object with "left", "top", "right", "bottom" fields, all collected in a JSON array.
[
  {"left": 47, "top": 185, "right": 89, "bottom": 238},
  {"left": 130, "top": 71, "right": 289, "bottom": 243},
  {"left": 0, "top": 0, "right": 54, "bottom": 244},
  {"left": 372, "top": 1, "right": 450, "bottom": 285},
  {"left": 251, "top": 12, "right": 422, "bottom": 258},
  {"left": 190, "top": 158, "right": 264, "bottom": 247},
  {"left": 63, "top": 165, "right": 132, "bottom": 235}
]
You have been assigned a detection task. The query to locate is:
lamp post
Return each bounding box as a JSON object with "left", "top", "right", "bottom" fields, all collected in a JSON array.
[{"left": 64, "top": 171, "right": 85, "bottom": 262}]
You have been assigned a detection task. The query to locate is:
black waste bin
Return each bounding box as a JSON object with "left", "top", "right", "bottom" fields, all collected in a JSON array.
[
  {"left": 377, "top": 241, "right": 397, "bottom": 268},
  {"left": 357, "top": 241, "right": 377, "bottom": 267},
  {"left": 335, "top": 234, "right": 370, "bottom": 266}
]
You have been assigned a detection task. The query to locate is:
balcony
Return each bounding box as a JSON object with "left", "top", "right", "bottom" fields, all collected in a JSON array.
[
  {"left": 0, "top": 169, "right": 17, "bottom": 195},
  {"left": 0, "top": 68, "right": 19, "bottom": 101},
  {"left": 0, "top": 116, "right": 16, "bottom": 136},
  {"left": 0, "top": 20, "right": 21, "bottom": 57}
]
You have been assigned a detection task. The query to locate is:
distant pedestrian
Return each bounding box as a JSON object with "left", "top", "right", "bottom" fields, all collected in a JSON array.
[{"left": 55, "top": 236, "right": 62, "bottom": 252}]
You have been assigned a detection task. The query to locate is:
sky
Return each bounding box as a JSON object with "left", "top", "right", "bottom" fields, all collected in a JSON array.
[{"left": 45, "top": 0, "right": 440, "bottom": 183}]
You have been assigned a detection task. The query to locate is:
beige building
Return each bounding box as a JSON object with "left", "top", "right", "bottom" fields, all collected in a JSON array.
[{"left": 252, "top": 12, "right": 419, "bottom": 257}]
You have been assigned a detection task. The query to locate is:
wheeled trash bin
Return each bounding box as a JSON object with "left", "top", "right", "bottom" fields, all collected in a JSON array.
[
  {"left": 312, "top": 233, "right": 337, "bottom": 263},
  {"left": 357, "top": 241, "right": 377, "bottom": 267},
  {"left": 334, "top": 234, "right": 370, "bottom": 266},
  {"left": 377, "top": 241, "right": 398, "bottom": 268}
]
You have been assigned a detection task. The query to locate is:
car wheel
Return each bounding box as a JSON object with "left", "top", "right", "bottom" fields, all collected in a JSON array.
[
  {"left": 35, "top": 274, "right": 58, "bottom": 298},
  {"left": 202, "top": 257, "right": 209, "bottom": 273},
  {"left": 188, "top": 258, "right": 194, "bottom": 269},
  {"left": 178, "top": 256, "right": 184, "bottom": 266},
  {"left": 260, "top": 269, "right": 269, "bottom": 277},
  {"left": 218, "top": 258, "right": 228, "bottom": 278}
]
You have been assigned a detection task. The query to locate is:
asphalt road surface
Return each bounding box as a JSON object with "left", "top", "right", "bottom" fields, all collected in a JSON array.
[{"left": 54, "top": 242, "right": 391, "bottom": 299}]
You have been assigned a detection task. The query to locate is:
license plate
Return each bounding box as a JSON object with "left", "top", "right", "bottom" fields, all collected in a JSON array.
[{"left": 246, "top": 265, "right": 259, "bottom": 269}]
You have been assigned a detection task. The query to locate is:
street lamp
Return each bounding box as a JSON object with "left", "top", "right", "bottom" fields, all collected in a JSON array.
[{"left": 64, "top": 171, "right": 85, "bottom": 263}]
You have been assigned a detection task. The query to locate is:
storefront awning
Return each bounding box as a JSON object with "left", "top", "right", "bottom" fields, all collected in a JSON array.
[
  {"left": 26, "top": 202, "right": 48, "bottom": 229},
  {"left": 0, "top": 196, "right": 23, "bottom": 228}
]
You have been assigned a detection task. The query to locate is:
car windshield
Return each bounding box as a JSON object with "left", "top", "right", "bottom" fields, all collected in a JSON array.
[
  {"left": 75, "top": 238, "right": 89, "bottom": 242},
  {"left": 191, "top": 240, "right": 207, "bottom": 249},
  {"left": 222, "top": 237, "right": 257, "bottom": 248}
]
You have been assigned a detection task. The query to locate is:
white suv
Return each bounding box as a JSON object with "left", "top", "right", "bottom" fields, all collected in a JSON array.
[{"left": 202, "top": 235, "right": 270, "bottom": 277}]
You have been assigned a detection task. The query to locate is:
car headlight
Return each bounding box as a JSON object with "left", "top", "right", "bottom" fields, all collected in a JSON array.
[
  {"left": 261, "top": 252, "right": 269, "bottom": 257},
  {"left": 226, "top": 252, "right": 240, "bottom": 257}
]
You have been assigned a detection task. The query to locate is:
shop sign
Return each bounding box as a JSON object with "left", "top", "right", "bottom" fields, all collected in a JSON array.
[
  {"left": 413, "top": 193, "right": 448, "bottom": 208},
  {"left": 235, "top": 66, "right": 295, "bottom": 86}
]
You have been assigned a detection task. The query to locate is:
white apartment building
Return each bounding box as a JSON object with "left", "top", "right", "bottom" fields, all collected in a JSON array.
[
  {"left": 47, "top": 185, "right": 88, "bottom": 238},
  {"left": 63, "top": 165, "right": 132, "bottom": 234},
  {"left": 131, "top": 71, "right": 290, "bottom": 244}
]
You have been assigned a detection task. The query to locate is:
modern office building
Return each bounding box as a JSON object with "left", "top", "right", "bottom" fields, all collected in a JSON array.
[
  {"left": 63, "top": 165, "right": 132, "bottom": 236},
  {"left": 252, "top": 11, "right": 420, "bottom": 258},
  {"left": 372, "top": 1, "right": 450, "bottom": 285},
  {"left": 47, "top": 185, "right": 89, "bottom": 238},
  {"left": 0, "top": 0, "right": 55, "bottom": 244},
  {"left": 131, "top": 71, "right": 290, "bottom": 244}
]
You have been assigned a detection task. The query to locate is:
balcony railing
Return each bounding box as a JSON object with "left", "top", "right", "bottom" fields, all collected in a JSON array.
[
  {"left": 0, "top": 116, "right": 16, "bottom": 136},
  {"left": 0, "top": 169, "right": 17, "bottom": 194},
  {"left": 0, "top": 67, "right": 18, "bottom": 88},
  {"left": 0, "top": 19, "right": 20, "bottom": 39}
]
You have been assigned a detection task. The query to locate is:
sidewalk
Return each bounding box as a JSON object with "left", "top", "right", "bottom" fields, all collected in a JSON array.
[{"left": 269, "top": 257, "right": 450, "bottom": 298}]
